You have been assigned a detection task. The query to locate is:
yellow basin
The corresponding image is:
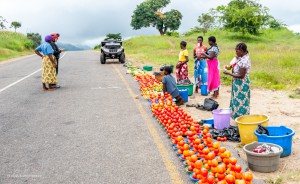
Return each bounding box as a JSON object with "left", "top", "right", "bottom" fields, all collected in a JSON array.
[{"left": 235, "top": 114, "right": 269, "bottom": 145}]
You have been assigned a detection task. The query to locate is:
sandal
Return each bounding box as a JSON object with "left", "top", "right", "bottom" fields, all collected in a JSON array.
[{"left": 53, "top": 84, "right": 61, "bottom": 89}]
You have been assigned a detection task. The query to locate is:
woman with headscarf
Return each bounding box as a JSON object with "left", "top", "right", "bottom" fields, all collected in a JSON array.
[
  {"left": 50, "top": 32, "right": 63, "bottom": 88},
  {"left": 34, "top": 35, "right": 57, "bottom": 91},
  {"left": 223, "top": 43, "right": 251, "bottom": 119},
  {"left": 50, "top": 33, "right": 62, "bottom": 75},
  {"left": 201, "top": 36, "right": 220, "bottom": 99}
]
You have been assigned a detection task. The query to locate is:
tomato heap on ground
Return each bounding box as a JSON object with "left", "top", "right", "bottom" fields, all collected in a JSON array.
[{"left": 131, "top": 70, "right": 253, "bottom": 184}]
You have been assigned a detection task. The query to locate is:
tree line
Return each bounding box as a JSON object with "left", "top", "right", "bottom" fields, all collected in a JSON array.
[{"left": 130, "top": 0, "right": 285, "bottom": 37}]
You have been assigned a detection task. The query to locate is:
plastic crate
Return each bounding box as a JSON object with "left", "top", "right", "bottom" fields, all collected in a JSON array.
[
  {"left": 255, "top": 125, "right": 295, "bottom": 157},
  {"left": 177, "top": 83, "right": 194, "bottom": 96},
  {"left": 143, "top": 65, "right": 153, "bottom": 71}
]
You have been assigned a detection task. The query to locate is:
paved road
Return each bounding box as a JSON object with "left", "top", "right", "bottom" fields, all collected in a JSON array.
[{"left": 0, "top": 51, "right": 194, "bottom": 184}]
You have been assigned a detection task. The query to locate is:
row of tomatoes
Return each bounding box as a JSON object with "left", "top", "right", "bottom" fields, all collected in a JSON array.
[{"left": 133, "top": 72, "right": 253, "bottom": 184}]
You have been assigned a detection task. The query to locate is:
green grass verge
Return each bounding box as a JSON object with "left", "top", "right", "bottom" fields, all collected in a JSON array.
[
  {"left": 0, "top": 31, "right": 34, "bottom": 62},
  {"left": 123, "top": 28, "right": 300, "bottom": 90}
]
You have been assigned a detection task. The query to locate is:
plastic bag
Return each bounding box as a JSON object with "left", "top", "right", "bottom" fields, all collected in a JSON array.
[{"left": 256, "top": 125, "right": 269, "bottom": 136}]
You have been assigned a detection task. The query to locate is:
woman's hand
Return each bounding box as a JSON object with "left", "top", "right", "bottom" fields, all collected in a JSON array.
[
  {"left": 223, "top": 69, "right": 230, "bottom": 75},
  {"left": 176, "top": 62, "right": 183, "bottom": 68}
]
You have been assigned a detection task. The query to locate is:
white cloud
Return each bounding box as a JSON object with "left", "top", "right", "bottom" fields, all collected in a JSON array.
[{"left": 288, "top": 24, "right": 300, "bottom": 33}]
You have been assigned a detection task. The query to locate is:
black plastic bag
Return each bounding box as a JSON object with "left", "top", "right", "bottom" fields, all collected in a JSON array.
[
  {"left": 210, "top": 126, "right": 240, "bottom": 142},
  {"left": 203, "top": 98, "right": 219, "bottom": 111},
  {"left": 256, "top": 125, "right": 269, "bottom": 136}
]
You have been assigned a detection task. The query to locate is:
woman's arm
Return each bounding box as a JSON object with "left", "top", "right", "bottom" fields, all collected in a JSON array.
[
  {"left": 34, "top": 50, "right": 43, "bottom": 58},
  {"left": 223, "top": 67, "right": 246, "bottom": 79},
  {"left": 48, "top": 54, "right": 57, "bottom": 67},
  {"left": 184, "top": 56, "right": 189, "bottom": 63},
  {"left": 53, "top": 49, "right": 61, "bottom": 55},
  {"left": 202, "top": 51, "right": 216, "bottom": 60}
]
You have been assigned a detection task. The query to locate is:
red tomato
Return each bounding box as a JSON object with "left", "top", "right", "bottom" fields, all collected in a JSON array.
[
  {"left": 207, "top": 175, "right": 215, "bottom": 184},
  {"left": 217, "top": 173, "right": 226, "bottom": 180},
  {"left": 200, "top": 168, "right": 208, "bottom": 177},
  {"left": 243, "top": 172, "right": 253, "bottom": 181},
  {"left": 234, "top": 164, "right": 242, "bottom": 173},
  {"left": 225, "top": 174, "right": 235, "bottom": 184},
  {"left": 230, "top": 157, "right": 237, "bottom": 165}
]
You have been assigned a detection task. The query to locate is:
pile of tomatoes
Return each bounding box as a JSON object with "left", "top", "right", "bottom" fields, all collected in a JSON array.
[
  {"left": 134, "top": 73, "right": 162, "bottom": 99},
  {"left": 131, "top": 71, "right": 254, "bottom": 184}
]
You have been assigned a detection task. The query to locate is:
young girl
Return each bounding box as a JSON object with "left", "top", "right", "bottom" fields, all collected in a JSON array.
[
  {"left": 162, "top": 66, "right": 184, "bottom": 106},
  {"left": 176, "top": 41, "right": 189, "bottom": 83}
]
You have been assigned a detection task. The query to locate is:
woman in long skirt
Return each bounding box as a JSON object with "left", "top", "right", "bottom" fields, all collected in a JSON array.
[
  {"left": 223, "top": 43, "right": 251, "bottom": 119},
  {"left": 34, "top": 35, "right": 57, "bottom": 91},
  {"left": 201, "top": 36, "right": 220, "bottom": 99},
  {"left": 176, "top": 41, "right": 189, "bottom": 83}
]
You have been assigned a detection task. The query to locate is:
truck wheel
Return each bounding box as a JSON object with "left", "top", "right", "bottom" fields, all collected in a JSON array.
[
  {"left": 119, "top": 53, "right": 125, "bottom": 63},
  {"left": 100, "top": 53, "right": 106, "bottom": 64}
]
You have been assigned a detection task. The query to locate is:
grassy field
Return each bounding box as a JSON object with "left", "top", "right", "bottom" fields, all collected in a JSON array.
[
  {"left": 0, "top": 31, "right": 34, "bottom": 62},
  {"left": 123, "top": 28, "right": 300, "bottom": 90}
]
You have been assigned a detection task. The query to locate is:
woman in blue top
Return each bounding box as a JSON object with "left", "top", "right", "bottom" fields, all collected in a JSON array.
[
  {"left": 34, "top": 35, "right": 57, "bottom": 91},
  {"left": 162, "top": 66, "right": 184, "bottom": 106}
]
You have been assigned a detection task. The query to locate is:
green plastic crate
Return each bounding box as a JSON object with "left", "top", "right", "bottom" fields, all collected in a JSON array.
[
  {"left": 143, "top": 65, "right": 153, "bottom": 71},
  {"left": 177, "top": 83, "right": 194, "bottom": 96}
]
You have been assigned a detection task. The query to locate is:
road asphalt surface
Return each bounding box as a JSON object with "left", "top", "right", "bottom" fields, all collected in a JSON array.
[{"left": 0, "top": 51, "right": 196, "bottom": 184}]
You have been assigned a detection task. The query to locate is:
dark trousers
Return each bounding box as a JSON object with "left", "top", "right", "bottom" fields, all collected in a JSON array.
[{"left": 56, "top": 58, "right": 59, "bottom": 75}]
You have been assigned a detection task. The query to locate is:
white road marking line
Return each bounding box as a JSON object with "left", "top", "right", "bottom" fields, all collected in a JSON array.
[
  {"left": 0, "top": 53, "right": 67, "bottom": 93},
  {"left": 91, "top": 86, "right": 121, "bottom": 90},
  {"left": 0, "top": 68, "right": 42, "bottom": 93}
]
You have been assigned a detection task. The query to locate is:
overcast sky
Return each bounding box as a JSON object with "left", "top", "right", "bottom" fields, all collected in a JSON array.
[{"left": 1, "top": 0, "right": 299, "bottom": 47}]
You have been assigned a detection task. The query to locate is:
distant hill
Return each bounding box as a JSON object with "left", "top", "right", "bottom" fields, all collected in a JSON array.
[{"left": 56, "top": 43, "right": 91, "bottom": 51}]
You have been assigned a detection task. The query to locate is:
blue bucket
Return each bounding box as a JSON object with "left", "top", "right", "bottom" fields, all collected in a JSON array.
[
  {"left": 178, "top": 88, "right": 188, "bottom": 102},
  {"left": 200, "top": 85, "right": 208, "bottom": 96},
  {"left": 255, "top": 125, "right": 295, "bottom": 157}
]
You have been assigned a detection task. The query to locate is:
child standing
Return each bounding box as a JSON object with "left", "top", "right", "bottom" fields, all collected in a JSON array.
[
  {"left": 162, "top": 66, "right": 185, "bottom": 106},
  {"left": 176, "top": 41, "right": 189, "bottom": 83}
]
